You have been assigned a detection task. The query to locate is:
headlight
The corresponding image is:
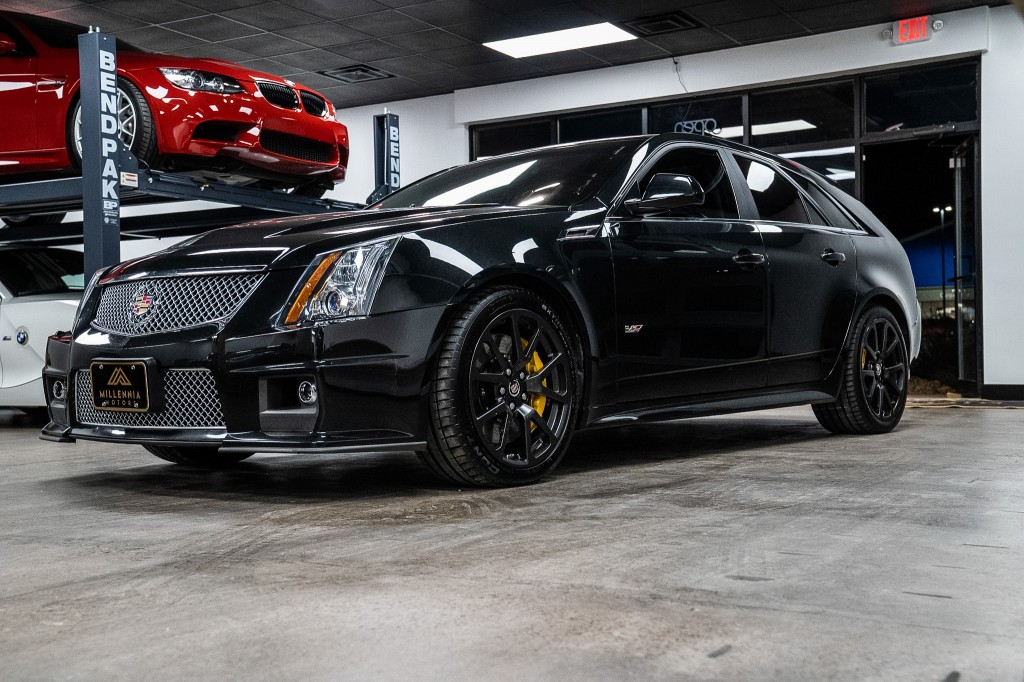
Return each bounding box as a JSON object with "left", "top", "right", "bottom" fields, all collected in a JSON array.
[
  {"left": 284, "top": 236, "right": 399, "bottom": 325},
  {"left": 159, "top": 68, "right": 244, "bottom": 94}
]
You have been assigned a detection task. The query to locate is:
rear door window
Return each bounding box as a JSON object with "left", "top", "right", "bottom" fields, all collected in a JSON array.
[{"left": 734, "top": 155, "right": 810, "bottom": 224}]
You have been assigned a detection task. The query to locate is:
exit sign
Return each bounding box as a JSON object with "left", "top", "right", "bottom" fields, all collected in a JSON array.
[{"left": 892, "top": 16, "right": 931, "bottom": 45}]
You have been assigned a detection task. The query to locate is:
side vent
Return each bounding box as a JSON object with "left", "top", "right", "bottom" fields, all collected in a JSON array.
[
  {"left": 621, "top": 11, "right": 700, "bottom": 36},
  {"left": 319, "top": 65, "right": 394, "bottom": 84}
]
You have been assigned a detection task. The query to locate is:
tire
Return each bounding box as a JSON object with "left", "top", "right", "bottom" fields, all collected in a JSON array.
[
  {"left": 1, "top": 213, "right": 66, "bottom": 227},
  {"left": 143, "top": 444, "right": 252, "bottom": 467},
  {"left": 68, "top": 77, "right": 157, "bottom": 167},
  {"left": 421, "top": 286, "right": 582, "bottom": 487},
  {"left": 813, "top": 306, "right": 909, "bottom": 434}
]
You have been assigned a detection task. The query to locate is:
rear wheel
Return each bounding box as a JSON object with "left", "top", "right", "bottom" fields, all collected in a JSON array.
[
  {"left": 143, "top": 444, "right": 252, "bottom": 467},
  {"left": 421, "top": 287, "right": 581, "bottom": 487},
  {"left": 813, "top": 306, "right": 909, "bottom": 434}
]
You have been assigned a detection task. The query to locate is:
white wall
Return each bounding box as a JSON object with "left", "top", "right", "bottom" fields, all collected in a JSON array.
[
  {"left": 980, "top": 6, "right": 1024, "bottom": 386},
  {"left": 326, "top": 94, "right": 468, "bottom": 205}
]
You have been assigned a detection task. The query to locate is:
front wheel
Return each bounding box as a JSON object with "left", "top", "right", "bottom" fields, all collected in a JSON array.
[
  {"left": 813, "top": 306, "right": 909, "bottom": 434},
  {"left": 421, "top": 287, "right": 582, "bottom": 487},
  {"left": 143, "top": 444, "right": 252, "bottom": 468},
  {"left": 68, "top": 77, "right": 157, "bottom": 167}
]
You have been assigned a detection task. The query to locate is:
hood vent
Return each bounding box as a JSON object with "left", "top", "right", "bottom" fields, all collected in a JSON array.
[
  {"left": 319, "top": 64, "right": 394, "bottom": 84},
  {"left": 622, "top": 11, "right": 700, "bottom": 36}
]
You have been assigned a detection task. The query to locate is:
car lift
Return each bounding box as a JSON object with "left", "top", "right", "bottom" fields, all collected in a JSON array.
[{"left": 0, "top": 29, "right": 359, "bottom": 267}]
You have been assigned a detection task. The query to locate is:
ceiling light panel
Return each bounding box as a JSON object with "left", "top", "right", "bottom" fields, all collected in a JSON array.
[{"left": 484, "top": 23, "right": 637, "bottom": 59}]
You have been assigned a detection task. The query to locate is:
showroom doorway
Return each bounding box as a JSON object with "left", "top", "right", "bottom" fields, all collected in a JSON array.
[{"left": 862, "top": 133, "right": 979, "bottom": 390}]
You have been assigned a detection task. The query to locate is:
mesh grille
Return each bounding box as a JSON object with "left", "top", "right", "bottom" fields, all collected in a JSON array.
[
  {"left": 257, "top": 81, "right": 298, "bottom": 109},
  {"left": 75, "top": 369, "right": 225, "bottom": 429},
  {"left": 300, "top": 91, "right": 327, "bottom": 117},
  {"left": 259, "top": 130, "right": 335, "bottom": 164},
  {"left": 93, "top": 274, "right": 264, "bottom": 336}
]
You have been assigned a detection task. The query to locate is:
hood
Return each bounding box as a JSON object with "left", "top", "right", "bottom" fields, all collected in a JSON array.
[
  {"left": 107, "top": 206, "right": 565, "bottom": 280},
  {"left": 118, "top": 52, "right": 304, "bottom": 89}
]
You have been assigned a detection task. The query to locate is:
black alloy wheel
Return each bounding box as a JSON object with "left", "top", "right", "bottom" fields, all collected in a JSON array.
[
  {"left": 422, "top": 287, "right": 581, "bottom": 486},
  {"left": 813, "top": 306, "right": 909, "bottom": 434},
  {"left": 143, "top": 444, "right": 252, "bottom": 467}
]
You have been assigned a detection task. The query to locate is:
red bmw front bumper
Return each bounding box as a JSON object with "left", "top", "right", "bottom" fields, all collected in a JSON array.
[{"left": 132, "top": 70, "right": 349, "bottom": 182}]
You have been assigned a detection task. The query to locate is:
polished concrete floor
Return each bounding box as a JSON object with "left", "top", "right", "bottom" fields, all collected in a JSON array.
[{"left": 1, "top": 405, "right": 1022, "bottom": 681}]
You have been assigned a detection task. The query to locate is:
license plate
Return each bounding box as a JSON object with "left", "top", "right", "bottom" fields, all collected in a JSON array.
[{"left": 91, "top": 360, "right": 151, "bottom": 412}]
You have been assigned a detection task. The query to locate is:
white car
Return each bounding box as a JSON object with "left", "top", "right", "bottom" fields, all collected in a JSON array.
[{"left": 0, "top": 246, "right": 83, "bottom": 413}]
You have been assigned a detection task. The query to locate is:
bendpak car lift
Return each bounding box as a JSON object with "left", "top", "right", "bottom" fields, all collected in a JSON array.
[{"left": 0, "top": 29, "right": 359, "bottom": 273}]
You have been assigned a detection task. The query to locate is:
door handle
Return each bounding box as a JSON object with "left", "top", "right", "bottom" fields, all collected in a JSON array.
[
  {"left": 821, "top": 248, "right": 846, "bottom": 266},
  {"left": 732, "top": 249, "right": 766, "bottom": 265}
]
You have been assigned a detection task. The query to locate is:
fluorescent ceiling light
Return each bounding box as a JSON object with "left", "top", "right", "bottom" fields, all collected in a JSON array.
[
  {"left": 484, "top": 23, "right": 636, "bottom": 58},
  {"left": 715, "top": 120, "right": 817, "bottom": 139}
]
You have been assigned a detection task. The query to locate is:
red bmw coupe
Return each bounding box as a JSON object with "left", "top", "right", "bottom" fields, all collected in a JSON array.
[{"left": 0, "top": 12, "right": 349, "bottom": 218}]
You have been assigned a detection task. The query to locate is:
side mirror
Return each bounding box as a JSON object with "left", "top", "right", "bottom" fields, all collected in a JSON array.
[
  {"left": 0, "top": 34, "right": 17, "bottom": 56},
  {"left": 624, "top": 173, "right": 705, "bottom": 215}
]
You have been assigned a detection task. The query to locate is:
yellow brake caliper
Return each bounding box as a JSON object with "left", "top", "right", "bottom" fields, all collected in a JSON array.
[{"left": 522, "top": 339, "right": 547, "bottom": 427}]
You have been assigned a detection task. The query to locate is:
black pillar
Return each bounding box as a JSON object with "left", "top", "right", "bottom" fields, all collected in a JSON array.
[{"left": 78, "top": 29, "right": 120, "bottom": 278}]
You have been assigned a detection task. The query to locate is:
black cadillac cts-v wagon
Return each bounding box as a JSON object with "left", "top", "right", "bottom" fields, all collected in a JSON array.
[{"left": 42, "top": 133, "right": 921, "bottom": 486}]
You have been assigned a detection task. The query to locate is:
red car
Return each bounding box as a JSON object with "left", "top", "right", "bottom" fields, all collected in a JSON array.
[{"left": 0, "top": 12, "right": 349, "bottom": 219}]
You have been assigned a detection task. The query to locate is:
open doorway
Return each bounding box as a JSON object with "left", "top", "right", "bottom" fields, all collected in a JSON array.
[{"left": 862, "top": 134, "right": 978, "bottom": 393}]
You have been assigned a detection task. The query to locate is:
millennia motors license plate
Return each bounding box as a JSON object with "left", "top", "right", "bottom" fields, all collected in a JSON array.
[{"left": 90, "top": 360, "right": 151, "bottom": 412}]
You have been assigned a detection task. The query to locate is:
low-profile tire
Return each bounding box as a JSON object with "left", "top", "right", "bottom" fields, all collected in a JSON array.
[
  {"left": 143, "top": 444, "right": 252, "bottom": 467},
  {"left": 813, "top": 306, "right": 909, "bottom": 434},
  {"left": 68, "top": 77, "right": 158, "bottom": 167},
  {"left": 1, "top": 213, "right": 66, "bottom": 227},
  {"left": 422, "top": 286, "right": 582, "bottom": 487}
]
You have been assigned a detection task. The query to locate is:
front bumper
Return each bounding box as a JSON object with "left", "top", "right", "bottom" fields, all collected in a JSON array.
[
  {"left": 42, "top": 305, "right": 446, "bottom": 455},
  {"left": 137, "top": 72, "right": 349, "bottom": 181}
]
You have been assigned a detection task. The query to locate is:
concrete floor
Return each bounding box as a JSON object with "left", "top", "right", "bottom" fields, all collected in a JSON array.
[{"left": 1, "top": 405, "right": 1022, "bottom": 681}]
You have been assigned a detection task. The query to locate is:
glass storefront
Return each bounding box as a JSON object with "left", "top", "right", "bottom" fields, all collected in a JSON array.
[{"left": 469, "top": 59, "right": 981, "bottom": 391}]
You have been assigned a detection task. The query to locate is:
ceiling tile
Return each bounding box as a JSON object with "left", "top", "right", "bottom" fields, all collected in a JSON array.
[
  {"left": 686, "top": 0, "right": 782, "bottom": 26},
  {"left": 428, "top": 43, "right": 512, "bottom": 67},
  {"left": 176, "top": 0, "right": 265, "bottom": 9},
  {"left": 274, "top": 48, "right": 358, "bottom": 70},
  {"left": 578, "top": 0, "right": 707, "bottom": 22},
  {"left": 399, "top": 0, "right": 497, "bottom": 25},
  {"left": 367, "top": 54, "right": 449, "bottom": 76},
  {"left": 277, "top": 70, "right": 344, "bottom": 89},
  {"left": 96, "top": 0, "right": 206, "bottom": 23},
  {"left": 581, "top": 38, "right": 671, "bottom": 63},
  {"left": 278, "top": 22, "right": 370, "bottom": 47},
  {"left": 645, "top": 26, "right": 735, "bottom": 55},
  {"left": 789, "top": 1, "right": 900, "bottom": 31},
  {"left": 112, "top": 25, "right": 206, "bottom": 52},
  {"left": 278, "top": 0, "right": 389, "bottom": 19},
  {"left": 443, "top": 17, "right": 532, "bottom": 42},
  {"left": 235, "top": 57, "right": 294, "bottom": 76},
  {"left": 716, "top": 14, "right": 811, "bottom": 43},
  {"left": 164, "top": 15, "right": 263, "bottom": 41},
  {"left": 341, "top": 10, "right": 432, "bottom": 38},
  {"left": 523, "top": 49, "right": 607, "bottom": 72},
  {"left": 174, "top": 43, "right": 259, "bottom": 62},
  {"left": 516, "top": 2, "right": 605, "bottom": 31},
  {"left": 328, "top": 38, "right": 413, "bottom": 61},
  {"left": 41, "top": 6, "right": 148, "bottom": 32},
  {"left": 384, "top": 28, "right": 474, "bottom": 52},
  {"left": 219, "top": 32, "right": 311, "bottom": 57},
  {"left": 221, "top": 2, "right": 322, "bottom": 31}
]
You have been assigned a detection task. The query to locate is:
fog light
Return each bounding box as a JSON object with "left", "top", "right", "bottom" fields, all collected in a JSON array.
[
  {"left": 297, "top": 380, "right": 318, "bottom": 405},
  {"left": 52, "top": 380, "right": 66, "bottom": 401}
]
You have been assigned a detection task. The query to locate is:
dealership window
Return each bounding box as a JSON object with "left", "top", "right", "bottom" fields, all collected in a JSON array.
[
  {"left": 647, "top": 96, "right": 743, "bottom": 140},
  {"left": 750, "top": 81, "right": 855, "bottom": 147},
  {"left": 864, "top": 61, "right": 978, "bottom": 133},
  {"left": 474, "top": 119, "right": 554, "bottom": 159},
  {"left": 559, "top": 108, "right": 643, "bottom": 143}
]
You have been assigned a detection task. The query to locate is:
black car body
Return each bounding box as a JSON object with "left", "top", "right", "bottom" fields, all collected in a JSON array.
[{"left": 42, "top": 133, "right": 921, "bottom": 486}]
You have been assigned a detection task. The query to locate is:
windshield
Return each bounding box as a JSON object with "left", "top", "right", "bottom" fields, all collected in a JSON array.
[
  {"left": 0, "top": 248, "right": 84, "bottom": 297},
  {"left": 374, "top": 139, "right": 638, "bottom": 209}
]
